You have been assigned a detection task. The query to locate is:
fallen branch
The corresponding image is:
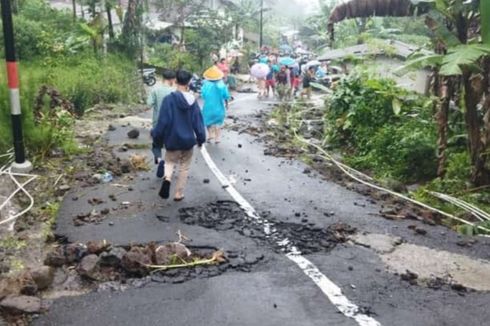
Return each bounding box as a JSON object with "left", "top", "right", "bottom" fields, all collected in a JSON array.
[{"left": 144, "top": 250, "right": 226, "bottom": 272}]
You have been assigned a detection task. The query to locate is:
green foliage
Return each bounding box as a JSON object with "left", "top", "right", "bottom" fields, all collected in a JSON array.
[
  {"left": 148, "top": 43, "right": 200, "bottom": 72},
  {"left": 0, "top": 55, "right": 139, "bottom": 156},
  {"left": 40, "top": 55, "right": 140, "bottom": 114},
  {"left": 0, "top": 0, "right": 77, "bottom": 59},
  {"left": 325, "top": 73, "right": 437, "bottom": 182}
]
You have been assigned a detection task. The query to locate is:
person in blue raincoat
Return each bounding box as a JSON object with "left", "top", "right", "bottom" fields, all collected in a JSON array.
[{"left": 201, "top": 66, "right": 230, "bottom": 144}]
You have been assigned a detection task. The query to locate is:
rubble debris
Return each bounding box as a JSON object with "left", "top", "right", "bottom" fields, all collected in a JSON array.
[
  {"left": 179, "top": 201, "right": 357, "bottom": 255},
  {"left": 0, "top": 295, "right": 42, "bottom": 314},
  {"left": 400, "top": 270, "right": 418, "bottom": 285},
  {"left": 129, "top": 154, "right": 149, "bottom": 171},
  {"left": 127, "top": 129, "right": 140, "bottom": 139}
]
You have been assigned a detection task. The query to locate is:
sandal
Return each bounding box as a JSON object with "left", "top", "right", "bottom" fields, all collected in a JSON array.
[
  {"left": 174, "top": 196, "right": 185, "bottom": 202},
  {"left": 159, "top": 180, "right": 171, "bottom": 199}
]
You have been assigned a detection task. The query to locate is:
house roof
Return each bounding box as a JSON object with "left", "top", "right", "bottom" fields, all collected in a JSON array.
[{"left": 318, "top": 40, "right": 432, "bottom": 61}]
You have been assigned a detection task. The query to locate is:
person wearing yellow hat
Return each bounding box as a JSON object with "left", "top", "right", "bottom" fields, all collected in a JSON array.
[{"left": 201, "top": 66, "right": 230, "bottom": 144}]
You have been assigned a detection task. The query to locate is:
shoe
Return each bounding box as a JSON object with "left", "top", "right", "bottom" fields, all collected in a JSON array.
[
  {"left": 156, "top": 160, "right": 165, "bottom": 178},
  {"left": 174, "top": 196, "right": 185, "bottom": 202},
  {"left": 159, "top": 180, "right": 171, "bottom": 199}
]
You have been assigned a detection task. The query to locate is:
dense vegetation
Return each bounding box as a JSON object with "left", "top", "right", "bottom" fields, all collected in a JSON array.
[
  {"left": 0, "top": 0, "right": 140, "bottom": 157},
  {"left": 325, "top": 73, "right": 437, "bottom": 183}
]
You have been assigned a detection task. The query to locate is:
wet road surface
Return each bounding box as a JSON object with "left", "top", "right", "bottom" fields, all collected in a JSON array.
[{"left": 34, "top": 92, "right": 490, "bottom": 326}]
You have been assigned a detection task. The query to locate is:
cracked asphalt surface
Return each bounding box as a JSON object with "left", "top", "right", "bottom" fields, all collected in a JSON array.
[{"left": 34, "top": 91, "right": 490, "bottom": 326}]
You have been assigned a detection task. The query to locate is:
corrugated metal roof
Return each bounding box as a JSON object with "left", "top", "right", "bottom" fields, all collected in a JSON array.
[{"left": 318, "top": 40, "right": 432, "bottom": 61}]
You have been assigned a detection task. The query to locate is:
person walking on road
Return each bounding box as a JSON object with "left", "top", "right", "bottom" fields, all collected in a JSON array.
[
  {"left": 147, "top": 69, "right": 176, "bottom": 178},
  {"left": 276, "top": 66, "right": 290, "bottom": 101},
  {"left": 201, "top": 66, "right": 230, "bottom": 144},
  {"left": 301, "top": 66, "right": 315, "bottom": 100},
  {"left": 152, "top": 70, "right": 206, "bottom": 201},
  {"left": 216, "top": 58, "right": 230, "bottom": 83},
  {"left": 265, "top": 62, "right": 276, "bottom": 98}
]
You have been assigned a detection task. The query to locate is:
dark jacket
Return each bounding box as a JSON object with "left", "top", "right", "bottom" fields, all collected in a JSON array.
[{"left": 152, "top": 91, "right": 206, "bottom": 151}]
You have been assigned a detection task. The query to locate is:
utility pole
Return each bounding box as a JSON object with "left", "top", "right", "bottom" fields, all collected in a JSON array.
[
  {"left": 259, "top": 0, "right": 263, "bottom": 49},
  {"left": 1, "top": 0, "right": 33, "bottom": 172}
]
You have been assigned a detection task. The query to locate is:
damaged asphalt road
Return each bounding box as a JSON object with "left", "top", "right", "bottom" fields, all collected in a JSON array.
[{"left": 34, "top": 93, "right": 490, "bottom": 326}]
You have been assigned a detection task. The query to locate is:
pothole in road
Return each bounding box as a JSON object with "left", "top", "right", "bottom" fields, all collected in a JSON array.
[
  {"left": 178, "top": 201, "right": 357, "bottom": 254},
  {"left": 41, "top": 240, "right": 263, "bottom": 297}
]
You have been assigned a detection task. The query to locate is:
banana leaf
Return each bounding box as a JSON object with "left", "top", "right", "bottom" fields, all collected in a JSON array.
[{"left": 482, "top": 0, "right": 490, "bottom": 44}]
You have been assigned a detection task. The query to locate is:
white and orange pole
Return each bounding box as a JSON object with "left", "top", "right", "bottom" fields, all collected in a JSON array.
[{"left": 1, "top": 0, "right": 32, "bottom": 172}]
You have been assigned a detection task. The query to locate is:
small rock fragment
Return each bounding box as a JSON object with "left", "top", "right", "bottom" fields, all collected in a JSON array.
[
  {"left": 30, "top": 266, "right": 55, "bottom": 291},
  {"left": 0, "top": 295, "right": 42, "bottom": 314},
  {"left": 127, "top": 129, "right": 140, "bottom": 139},
  {"left": 77, "top": 254, "right": 100, "bottom": 279},
  {"left": 99, "top": 247, "right": 127, "bottom": 267},
  {"left": 86, "top": 240, "right": 111, "bottom": 255},
  {"left": 44, "top": 248, "right": 66, "bottom": 267}
]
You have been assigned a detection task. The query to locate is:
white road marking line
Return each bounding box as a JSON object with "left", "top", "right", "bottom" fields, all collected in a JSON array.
[{"left": 200, "top": 146, "right": 381, "bottom": 326}]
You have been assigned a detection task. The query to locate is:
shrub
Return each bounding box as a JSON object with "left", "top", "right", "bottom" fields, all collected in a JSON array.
[
  {"left": 147, "top": 43, "right": 201, "bottom": 73},
  {"left": 0, "top": 55, "right": 140, "bottom": 156},
  {"left": 325, "top": 73, "right": 437, "bottom": 182}
]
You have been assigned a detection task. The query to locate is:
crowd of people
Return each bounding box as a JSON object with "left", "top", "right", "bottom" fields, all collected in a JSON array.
[
  {"left": 147, "top": 58, "right": 232, "bottom": 201},
  {"left": 145, "top": 51, "right": 327, "bottom": 201},
  {"left": 254, "top": 54, "right": 326, "bottom": 101}
]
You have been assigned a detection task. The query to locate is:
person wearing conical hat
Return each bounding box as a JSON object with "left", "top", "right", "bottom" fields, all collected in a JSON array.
[{"left": 201, "top": 66, "right": 230, "bottom": 144}]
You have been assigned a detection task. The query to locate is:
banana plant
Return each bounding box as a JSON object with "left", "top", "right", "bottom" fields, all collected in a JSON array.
[{"left": 328, "top": 0, "right": 490, "bottom": 185}]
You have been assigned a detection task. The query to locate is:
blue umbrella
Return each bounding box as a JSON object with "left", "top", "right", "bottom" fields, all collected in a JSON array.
[
  {"left": 280, "top": 44, "right": 292, "bottom": 53},
  {"left": 279, "top": 57, "right": 296, "bottom": 66}
]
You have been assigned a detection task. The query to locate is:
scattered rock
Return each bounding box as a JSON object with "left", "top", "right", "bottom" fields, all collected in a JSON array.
[
  {"left": 154, "top": 243, "right": 192, "bottom": 265},
  {"left": 415, "top": 228, "right": 427, "bottom": 236},
  {"left": 19, "top": 272, "right": 37, "bottom": 296},
  {"left": 127, "top": 129, "right": 140, "bottom": 139},
  {"left": 203, "top": 178, "right": 210, "bottom": 184},
  {"left": 400, "top": 270, "right": 418, "bottom": 285},
  {"left": 121, "top": 246, "right": 153, "bottom": 274},
  {"left": 99, "top": 247, "right": 127, "bottom": 267},
  {"left": 44, "top": 248, "right": 66, "bottom": 267},
  {"left": 77, "top": 254, "right": 100, "bottom": 279},
  {"left": 108, "top": 124, "right": 116, "bottom": 131},
  {"left": 120, "top": 162, "right": 131, "bottom": 174},
  {"left": 65, "top": 243, "right": 88, "bottom": 263},
  {"left": 57, "top": 185, "right": 71, "bottom": 193},
  {"left": 86, "top": 240, "right": 111, "bottom": 255},
  {"left": 0, "top": 295, "right": 42, "bottom": 314},
  {"left": 30, "top": 266, "right": 55, "bottom": 291}
]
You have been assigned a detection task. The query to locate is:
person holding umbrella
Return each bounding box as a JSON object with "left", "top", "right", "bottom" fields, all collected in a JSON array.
[
  {"left": 250, "top": 62, "right": 270, "bottom": 100},
  {"left": 201, "top": 66, "right": 231, "bottom": 144}
]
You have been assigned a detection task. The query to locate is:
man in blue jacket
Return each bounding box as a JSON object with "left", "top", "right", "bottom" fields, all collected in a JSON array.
[{"left": 152, "top": 70, "right": 206, "bottom": 201}]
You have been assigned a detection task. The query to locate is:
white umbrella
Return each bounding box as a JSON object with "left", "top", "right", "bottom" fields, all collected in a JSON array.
[{"left": 250, "top": 63, "right": 270, "bottom": 79}]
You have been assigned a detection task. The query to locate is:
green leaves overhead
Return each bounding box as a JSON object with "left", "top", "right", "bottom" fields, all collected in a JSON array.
[
  {"left": 394, "top": 53, "right": 443, "bottom": 75},
  {"left": 440, "top": 44, "right": 490, "bottom": 75},
  {"left": 396, "top": 44, "right": 490, "bottom": 76}
]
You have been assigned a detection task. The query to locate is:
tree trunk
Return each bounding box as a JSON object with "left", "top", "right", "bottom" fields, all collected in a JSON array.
[
  {"left": 179, "top": 25, "right": 185, "bottom": 51},
  {"left": 436, "top": 76, "right": 452, "bottom": 178},
  {"left": 463, "top": 69, "right": 490, "bottom": 186},
  {"left": 72, "top": 0, "right": 77, "bottom": 21},
  {"left": 106, "top": 4, "right": 115, "bottom": 39}
]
